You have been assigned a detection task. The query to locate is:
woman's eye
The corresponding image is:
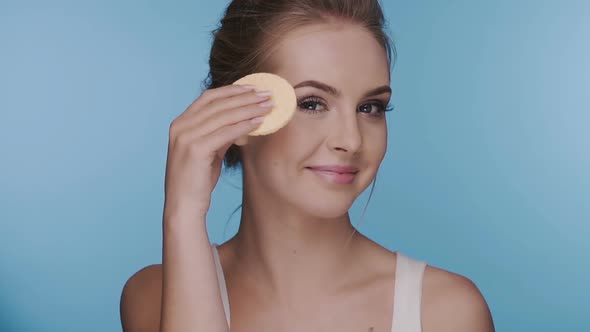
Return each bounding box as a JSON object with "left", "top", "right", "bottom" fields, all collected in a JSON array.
[
  {"left": 358, "top": 102, "right": 394, "bottom": 117},
  {"left": 298, "top": 97, "right": 327, "bottom": 114},
  {"left": 298, "top": 96, "right": 395, "bottom": 116}
]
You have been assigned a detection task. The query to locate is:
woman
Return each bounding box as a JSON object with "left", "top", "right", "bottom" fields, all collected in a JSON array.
[{"left": 120, "top": 0, "right": 495, "bottom": 331}]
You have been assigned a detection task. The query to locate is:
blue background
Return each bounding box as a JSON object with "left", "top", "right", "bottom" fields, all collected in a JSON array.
[{"left": 1, "top": 1, "right": 588, "bottom": 331}]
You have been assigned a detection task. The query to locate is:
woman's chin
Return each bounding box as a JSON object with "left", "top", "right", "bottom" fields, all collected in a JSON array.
[{"left": 296, "top": 196, "right": 355, "bottom": 220}]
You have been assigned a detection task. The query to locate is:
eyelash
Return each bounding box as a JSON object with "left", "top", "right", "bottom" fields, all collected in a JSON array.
[{"left": 297, "top": 96, "right": 395, "bottom": 117}]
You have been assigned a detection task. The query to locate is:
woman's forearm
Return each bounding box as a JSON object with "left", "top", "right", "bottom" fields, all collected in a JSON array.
[{"left": 159, "top": 210, "right": 229, "bottom": 332}]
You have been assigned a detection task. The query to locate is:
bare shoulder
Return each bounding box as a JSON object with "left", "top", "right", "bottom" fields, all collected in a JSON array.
[
  {"left": 421, "top": 264, "right": 495, "bottom": 332},
  {"left": 120, "top": 264, "right": 163, "bottom": 332}
]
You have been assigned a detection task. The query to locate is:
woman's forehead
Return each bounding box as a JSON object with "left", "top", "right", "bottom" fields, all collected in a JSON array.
[{"left": 267, "top": 23, "right": 390, "bottom": 93}]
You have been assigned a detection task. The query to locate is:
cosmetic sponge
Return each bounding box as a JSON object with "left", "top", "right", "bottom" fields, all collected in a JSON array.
[{"left": 233, "top": 72, "right": 297, "bottom": 136}]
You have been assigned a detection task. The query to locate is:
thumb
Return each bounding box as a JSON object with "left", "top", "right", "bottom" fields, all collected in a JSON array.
[
  {"left": 216, "top": 141, "right": 233, "bottom": 160},
  {"left": 234, "top": 135, "right": 249, "bottom": 146}
]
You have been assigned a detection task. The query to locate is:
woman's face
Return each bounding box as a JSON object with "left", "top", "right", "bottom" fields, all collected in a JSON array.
[{"left": 241, "top": 22, "right": 391, "bottom": 219}]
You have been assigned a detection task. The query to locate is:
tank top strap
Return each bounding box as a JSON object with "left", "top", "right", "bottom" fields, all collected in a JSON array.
[
  {"left": 211, "top": 243, "right": 231, "bottom": 329},
  {"left": 391, "top": 252, "right": 427, "bottom": 332}
]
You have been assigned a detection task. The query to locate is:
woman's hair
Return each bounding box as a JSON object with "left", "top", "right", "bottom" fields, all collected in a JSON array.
[{"left": 202, "top": 0, "right": 396, "bottom": 170}]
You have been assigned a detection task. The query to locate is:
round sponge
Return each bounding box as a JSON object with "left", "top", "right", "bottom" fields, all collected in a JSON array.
[{"left": 233, "top": 73, "right": 297, "bottom": 136}]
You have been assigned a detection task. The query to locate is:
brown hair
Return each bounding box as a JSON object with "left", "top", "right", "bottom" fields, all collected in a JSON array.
[{"left": 202, "top": 0, "right": 396, "bottom": 170}]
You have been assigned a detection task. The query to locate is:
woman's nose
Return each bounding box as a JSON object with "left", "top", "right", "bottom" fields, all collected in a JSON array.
[{"left": 326, "top": 112, "right": 362, "bottom": 154}]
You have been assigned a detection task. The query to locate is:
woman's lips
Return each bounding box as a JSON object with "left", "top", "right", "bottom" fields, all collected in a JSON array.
[{"left": 306, "top": 167, "right": 358, "bottom": 185}]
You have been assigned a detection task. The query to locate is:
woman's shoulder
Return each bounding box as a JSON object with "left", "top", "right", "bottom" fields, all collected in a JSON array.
[
  {"left": 120, "top": 264, "right": 163, "bottom": 331},
  {"left": 420, "top": 262, "right": 495, "bottom": 332}
]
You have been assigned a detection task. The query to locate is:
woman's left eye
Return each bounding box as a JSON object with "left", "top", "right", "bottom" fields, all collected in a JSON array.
[
  {"left": 298, "top": 96, "right": 394, "bottom": 116},
  {"left": 358, "top": 101, "right": 394, "bottom": 116}
]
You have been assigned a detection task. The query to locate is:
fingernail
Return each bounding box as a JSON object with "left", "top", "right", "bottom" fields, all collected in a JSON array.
[
  {"left": 251, "top": 116, "right": 265, "bottom": 124},
  {"left": 255, "top": 90, "right": 273, "bottom": 97},
  {"left": 258, "top": 100, "right": 274, "bottom": 107}
]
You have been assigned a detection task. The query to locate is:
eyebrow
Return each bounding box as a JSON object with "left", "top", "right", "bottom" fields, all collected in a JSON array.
[{"left": 293, "top": 80, "right": 392, "bottom": 99}]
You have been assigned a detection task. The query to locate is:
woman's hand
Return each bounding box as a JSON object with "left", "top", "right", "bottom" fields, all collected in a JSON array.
[{"left": 163, "top": 84, "right": 273, "bottom": 219}]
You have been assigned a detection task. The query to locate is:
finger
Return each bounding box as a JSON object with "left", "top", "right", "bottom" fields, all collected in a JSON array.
[
  {"left": 188, "top": 101, "right": 272, "bottom": 139},
  {"left": 172, "top": 85, "right": 255, "bottom": 130},
  {"left": 175, "top": 90, "right": 271, "bottom": 134},
  {"left": 185, "top": 84, "right": 257, "bottom": 116},
  {"left": 206, "top": 117, "right": 265, "bottom": 155},
  {"left": 199, "top": 89, "right": 272, "bottom": 121}
]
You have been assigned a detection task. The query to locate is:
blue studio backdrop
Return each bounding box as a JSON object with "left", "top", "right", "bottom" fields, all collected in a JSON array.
[{"left": 1, "top": 1, "right": 588, "bottom": 331}]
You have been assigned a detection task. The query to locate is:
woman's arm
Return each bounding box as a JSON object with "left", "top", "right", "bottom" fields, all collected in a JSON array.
[
  {"left": 159, "top": 210, "right": 229, "bottom": 332},
  {"left": 119, "top": 211, "right": 228, "bottom": 332},
  {"left": 120, "top": 84, "right": 269, "bottom": 331}
]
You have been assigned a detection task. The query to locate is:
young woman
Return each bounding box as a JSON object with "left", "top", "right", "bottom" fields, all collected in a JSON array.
[{"left": 120, "top": 1, "right": 495, "bottom": 331}]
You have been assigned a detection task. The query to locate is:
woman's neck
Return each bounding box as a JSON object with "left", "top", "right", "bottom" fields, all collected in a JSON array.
[{"left": 227, "top": 198, "right": 365, "bottom": 304}]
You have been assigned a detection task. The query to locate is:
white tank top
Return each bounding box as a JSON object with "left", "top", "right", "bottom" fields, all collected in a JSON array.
[{"left": 211, "top": 244, "right": 426, "bottom": 332}]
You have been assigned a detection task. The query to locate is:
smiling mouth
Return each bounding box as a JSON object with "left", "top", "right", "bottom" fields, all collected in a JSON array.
[{"left": 305, "top": 167, "right": 358, "bottom": 185}]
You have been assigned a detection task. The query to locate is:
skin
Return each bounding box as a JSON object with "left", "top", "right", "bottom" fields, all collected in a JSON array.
[{"left": 120, "top": 21, "right": 495, "bottom": 332}]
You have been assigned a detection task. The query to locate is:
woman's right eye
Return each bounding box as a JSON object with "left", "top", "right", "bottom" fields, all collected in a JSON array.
[{"left": 298, "top": 96, "right": 328, "bottom": 114}]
